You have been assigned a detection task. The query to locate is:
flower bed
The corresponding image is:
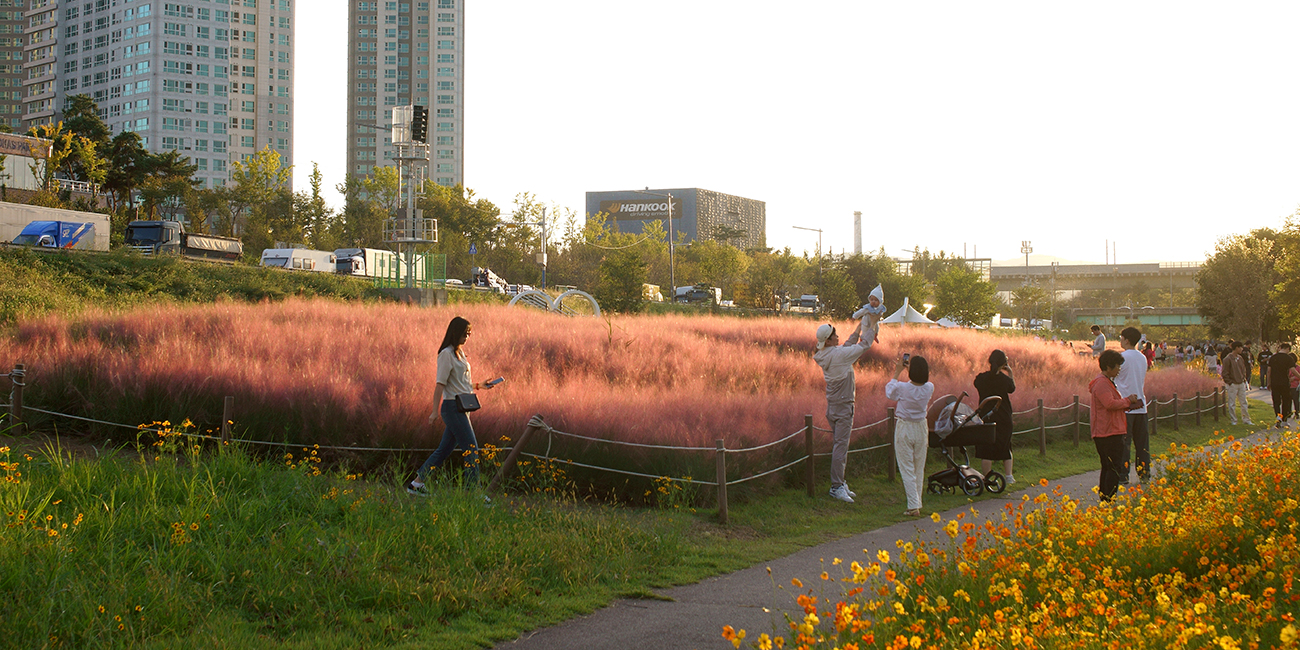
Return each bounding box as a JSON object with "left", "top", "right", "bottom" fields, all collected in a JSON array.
[{"left": 728, "top": 431, "right": 1300, "bottom": 649}]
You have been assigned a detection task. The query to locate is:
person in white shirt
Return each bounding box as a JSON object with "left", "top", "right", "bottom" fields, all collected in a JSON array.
[
  {"left": 886, "top": 354, "right": 935, "bottom": 516},
  {"left": 813, "top": 313, "right": 881, "bottom": 503},
  {"left": 1114, "top": 327, "right": 1149, "bottom": 483},
  {"left": 406, "top": 316, "right": 498, "bottom": 497}
]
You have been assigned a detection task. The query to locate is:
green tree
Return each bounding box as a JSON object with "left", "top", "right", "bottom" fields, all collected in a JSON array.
[
  {"left": 596, "top": 247, "right": 648, "bottom": 313},
  {"left": 819, "top": 268, "right": 860, "bottom": 317},
  {"left": 837, "top": 250, "right": 929, "bottom": 315},
  {"left": 744, "top": 249, "right": 809, "bottom": 310},
  {"left": 1198, "top": 229, "right": 1282, "bottom": 341},
  {"left": 226, "top": 148, "right": 293, "bottom": 249},
  {"left": 678, "top": 239, "right": 750, "bottom": 298},
  {"left": 933, "top": 264, "right": 999, "bottom": 327},
  {"left": 295, "top": 163, "right": 336, "bottom": 250},
  {"left": 1010, "top": 283, "right": 1050, "bottom": 328}
]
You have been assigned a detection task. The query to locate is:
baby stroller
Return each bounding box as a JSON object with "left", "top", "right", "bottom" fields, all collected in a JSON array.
[{"left": 924, "top": 392, "right": 1007, "bottom": 497}]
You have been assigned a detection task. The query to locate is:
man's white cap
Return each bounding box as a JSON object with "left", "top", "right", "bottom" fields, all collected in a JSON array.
[{"left": 816, "top": 324, "right": 835, "bottom": 350}]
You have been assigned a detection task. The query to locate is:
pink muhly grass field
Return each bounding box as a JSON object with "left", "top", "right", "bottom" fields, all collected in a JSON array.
[{"left": 0, "top": 300, "right": 1220, "bottom": 459}]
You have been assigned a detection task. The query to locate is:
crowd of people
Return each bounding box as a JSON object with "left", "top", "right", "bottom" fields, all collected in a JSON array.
[{"left": 814, "top": 313, "right": 1298, "bottom": 513}]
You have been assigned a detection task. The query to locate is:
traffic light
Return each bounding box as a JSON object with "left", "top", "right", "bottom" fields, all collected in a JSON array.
[{"left": 411, "top": 105, "right": 428, "bottom": 143}]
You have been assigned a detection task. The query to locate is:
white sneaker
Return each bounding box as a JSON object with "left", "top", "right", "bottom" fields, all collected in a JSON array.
[
  {"left": 829, "top": 485, "right": 854, "bottom": 503},
  {"left": 844, "top": 484, "right": 857, "bottom": 498},
  {"left": 1004, "top": 474, "right": 1016, "bottom": 485}
]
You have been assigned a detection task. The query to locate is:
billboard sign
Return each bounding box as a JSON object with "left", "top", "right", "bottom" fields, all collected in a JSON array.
[{"left": 600, "top": 198, "right": 684, "bottom": 222}]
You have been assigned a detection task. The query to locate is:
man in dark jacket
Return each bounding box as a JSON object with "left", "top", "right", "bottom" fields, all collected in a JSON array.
[
  {"left": 1269, "top": 344, "right": 1296, "bottom": 428},
  {"left": 1259, "top": 345, "right": 1273, "bottom": 390}
]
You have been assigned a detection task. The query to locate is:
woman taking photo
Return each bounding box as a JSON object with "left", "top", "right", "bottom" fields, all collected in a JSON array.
[
  {"left": 406, "top": 316, "right": 497, "bottom": 496},
  {"left": 974, "top": 349, "right": 1016, "bottom": 485}
]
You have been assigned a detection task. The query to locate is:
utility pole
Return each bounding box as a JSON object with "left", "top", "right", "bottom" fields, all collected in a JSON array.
[{"left": 387, "top": 105, "right": 436, "bottom": 290}]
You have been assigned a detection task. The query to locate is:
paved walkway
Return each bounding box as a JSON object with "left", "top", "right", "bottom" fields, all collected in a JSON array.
[{"left": 494, "top": 391, "right": 1279, "bottom": 650}]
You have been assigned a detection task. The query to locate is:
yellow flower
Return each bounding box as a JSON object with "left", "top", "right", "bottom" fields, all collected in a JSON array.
[
  {"left": 945, "top": 520, "right": 960, "bottom": 538},
  {"left": 756, "top": 633, "right": 773, "bottom": 650},
  {"left": 930, "top": 512, "right": 942, "bottom": 522},
  {"left": 791, "top": 578, "right": 803, "bottom": 588},
  {"left": 1194, "top": 602, "right": 1207, "bottom": 615},
  {"left": 877, "top": 550, "right": 890, "bottom": 563},
  {"left": 1281, "top": 624, "right": 1298, "bottom": 644}
]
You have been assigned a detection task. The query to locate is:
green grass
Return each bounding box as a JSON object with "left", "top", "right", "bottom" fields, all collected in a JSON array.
[
  {"left": 0, "top": 400, "right": 1254, "bottom": 648},
  {"left": 0, "top": 246, "right": 387, "bottom": 324}
]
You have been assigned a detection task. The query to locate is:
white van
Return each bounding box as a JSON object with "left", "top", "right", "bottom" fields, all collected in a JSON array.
[{"left": 260, "top": 248, "right": 337, "bottom": 273}]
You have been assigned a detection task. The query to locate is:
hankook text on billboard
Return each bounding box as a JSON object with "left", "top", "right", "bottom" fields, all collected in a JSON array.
[{"left": 600, "top": 199, "right": 685, "bottom": 222}]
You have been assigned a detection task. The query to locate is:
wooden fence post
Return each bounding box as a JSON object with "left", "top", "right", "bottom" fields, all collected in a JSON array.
[
  {"left": 221, "top": 396, "right": 234, "bottom": 443},
  {"left": 487, "top": 415, "right": 545, "bottom": 495},
  {"left": 1212, "top": 387, "right": 1219, "bottom": 423},
  {"left": 1219, "top": 387, "right": 1225, "bottom": 418},
  {"left": 1195, "top": 391, "right": 1202, "bottom": 426},
  {"left": 1173, "top": 393, "right": 1180, "bottom": 431},
  {"left": 1072, "top": 395, "right": 1080, "bottom": 447},
  {"left": 1038, "top": 399, "right": 1047, "bottom": 457},
  {"left": 804, "top": 415, "right": 814, "bottom": 499},
  {"left": 715, "top": 439, "right": 729, "bottom": 525},
  {"left": 886, "top": 407, "right": 896, "bottom": 482},
  {"left": 8, "top": 363, "right": 23, "bottom": 432},
  {"left": 1151, "top": 397, "right": 1159, "bottom": 437}
]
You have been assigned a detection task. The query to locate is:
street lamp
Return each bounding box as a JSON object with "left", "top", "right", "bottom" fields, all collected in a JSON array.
[
  {"left": 630, "top": 188, "right": 675, "bottom": 297},
  {"left": 1020, "top": 241, "right": 1033, "bottom": 285},
  {"left": 793, "top": 226, "right": 823, "bottom": 286}
]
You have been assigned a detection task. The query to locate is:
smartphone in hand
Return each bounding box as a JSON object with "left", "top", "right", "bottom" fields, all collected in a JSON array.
[
  {"left": 486, "top": 377, "right": 505, "bottom": 387},
  {"left": 902, "top": 353, "right": 910, "bottom": 362}
]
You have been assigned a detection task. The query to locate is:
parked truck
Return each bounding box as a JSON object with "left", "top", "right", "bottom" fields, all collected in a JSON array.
[
  {"left": 1, "top": 202, "right": 109, "bottom": 251},
  {"left": 260, "top": 247, "right": 337, "bottom": 273},
  {"left": 125, "top": 220, "right": 243, "bottom": 262},
  {"left": 472, "top": 266, "right": 509, "bottom": 293},
  {"left": 675, "top": 285, "right": 722, "bottom": 304},
  {"left": 335, "top": 247, "right": 428, "bottom": 284},
  {"left": 11, "top": 220, "right": 98, "bottom": 250}
]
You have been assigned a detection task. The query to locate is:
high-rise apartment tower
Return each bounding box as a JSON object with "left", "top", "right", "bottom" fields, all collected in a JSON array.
[
  {"left": 345, "top": 0, "right": 463, "bottom": 188},
  {"left": 21, "top": 0, "right": 295, "bottom": 190}
]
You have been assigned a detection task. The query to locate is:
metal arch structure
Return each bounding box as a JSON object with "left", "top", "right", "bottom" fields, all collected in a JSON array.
[
  {"left": 506, "top": 289, "right": 601, "bottom": 317},
  {"left": 554, "top": 289, "right": 601, "bottom": 318},
  {"left": 508, "top": 290, "right": 553, "bottom": 312}
]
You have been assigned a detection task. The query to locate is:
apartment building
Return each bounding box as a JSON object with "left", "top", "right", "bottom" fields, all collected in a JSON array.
[
  {"left": 345, "top": 0, "right": 463, "bottom": 188},
  {"left": 21, "top": 0, "right": 294, "bottom": 189},
  {"left": 0, "top": 1, "right": 24, "bottom": 129}
]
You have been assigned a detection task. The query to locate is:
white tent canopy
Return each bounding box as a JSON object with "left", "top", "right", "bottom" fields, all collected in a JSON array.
[
  {"left": 880, "top": 297, "right": 936, "bottom": 325},
  {"left": 934, "top": 317, "right": 962, "bottom": 328}
]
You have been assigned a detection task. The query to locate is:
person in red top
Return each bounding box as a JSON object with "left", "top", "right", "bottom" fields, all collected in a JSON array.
[{"left": 1089, "top": 350, "right": 1141, "bottom": 501}]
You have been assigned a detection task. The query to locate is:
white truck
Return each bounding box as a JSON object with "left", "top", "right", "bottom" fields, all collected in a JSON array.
[
  {"left": 260, "top": 248, "right": 337, "bottom": 272},
  {"left": 335, "top": 247, "right": 429, "bottom": 284}
]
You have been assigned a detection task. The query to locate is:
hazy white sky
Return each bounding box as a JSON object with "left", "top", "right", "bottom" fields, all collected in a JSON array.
[{"left": 295, "top": 1, "right": 1300, "bottom": 265}]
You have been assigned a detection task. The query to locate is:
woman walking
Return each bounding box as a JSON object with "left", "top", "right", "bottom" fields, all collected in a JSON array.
[
  {"left": 974, "top": 349, "right": 1016, "bottom": 485},
  {"left": 886, "top": 354, "right": 934, "bottom": 517},
  {"left": 406, "top": 316, "right": 497, "bottom": 496}
]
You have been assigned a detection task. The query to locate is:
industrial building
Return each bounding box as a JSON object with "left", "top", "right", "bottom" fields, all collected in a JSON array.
[{"left": 584, "top": 187, "right": 766, "bottom": 250}]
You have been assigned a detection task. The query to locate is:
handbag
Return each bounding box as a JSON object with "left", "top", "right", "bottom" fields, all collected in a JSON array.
[{"left": 454, "top": 392, "right": 481, "bottom": 413}]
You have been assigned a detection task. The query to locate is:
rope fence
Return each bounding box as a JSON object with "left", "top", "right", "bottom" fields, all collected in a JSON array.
[{"left": 2, "top": 361, "right": 1229, "bottom": 525}]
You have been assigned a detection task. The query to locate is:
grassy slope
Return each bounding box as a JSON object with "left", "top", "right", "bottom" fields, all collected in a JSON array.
[
  {"left": 0, "top": 247, "right": 387, "bottom": 324},
  {"left": 1, "top": 402, "right": 1257, "bottom": 649}
]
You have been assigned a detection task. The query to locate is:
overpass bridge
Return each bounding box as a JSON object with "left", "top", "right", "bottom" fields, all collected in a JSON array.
[
  {"left": 992, "top": 262, "right": 1200, "bottom": 293},
  {"left": 1070, "top": 307, "right": 1203, "bottom": 327}
]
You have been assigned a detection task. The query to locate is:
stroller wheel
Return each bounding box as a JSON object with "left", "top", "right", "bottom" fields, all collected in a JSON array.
[
  {"left": 961, "top": 474, "right": 984, "bottom": 497},
  {"left": 984, "top": 471, "right": 1006, "bottom": 494},
  {"left": 927, "top": 480, "right": 942, "bottom": 495}
]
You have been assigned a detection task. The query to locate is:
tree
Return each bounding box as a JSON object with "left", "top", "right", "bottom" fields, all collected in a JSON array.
[
  {"left": 933, "top": 264, "right": 999, "bottom": 327},
  {"left": 819, "top": 268, "right": 860, "bottom": 317},
  {"left": 103, "top": 131, "right": 150, "bottom": 213},
  {"left": 226, "top": 148, "right": 293, "bottom": 249},
  {"left": 295, "top": 163, "right": 336, "bottom": 250},
  {"left": 1273, "top": 216, "right": 1300, "bottom": 336},
  {"left": 61, "top": 95, "right": 111, "bottom": 149},
  {"left": 744, "top": 249, "right": 809, "bottom": 310},
  {"left": 837, "top": 250, "right": 929, "bottom": 315},
  {"left": 596, "top": 247, "right": 648, "bottom": 313},
  {"left": 678, "top": 239, "right": 749, "bottom": 297},
  {"left": 1198, "top": 229, "right": 1282, "bottom": 341},
  {"left": 1009, "top": 283, "right": 1050, "bottom": 328}
]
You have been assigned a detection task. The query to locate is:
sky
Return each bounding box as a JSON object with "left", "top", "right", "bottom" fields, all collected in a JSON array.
[{"left": 294, "top": 1, "right": 1300, "bottom": 266}]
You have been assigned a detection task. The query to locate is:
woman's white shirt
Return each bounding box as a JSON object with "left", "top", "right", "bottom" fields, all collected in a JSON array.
[
  {"left": 436, "top": 346, "right": 474, "bottom": 398},
  {"left": 885, "top": 379, "right": 934, "bottom": 421}
]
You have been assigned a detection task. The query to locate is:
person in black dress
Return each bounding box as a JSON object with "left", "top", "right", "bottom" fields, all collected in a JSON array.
[{"left": 975, "top": 349, "right": 1016, "bottom": 484}]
